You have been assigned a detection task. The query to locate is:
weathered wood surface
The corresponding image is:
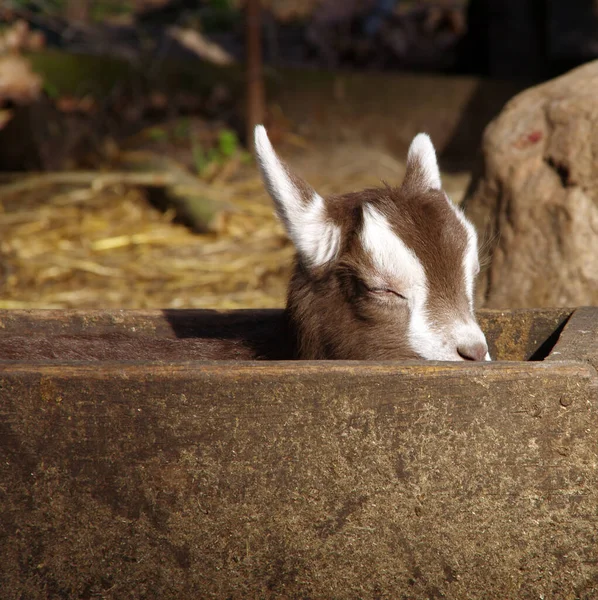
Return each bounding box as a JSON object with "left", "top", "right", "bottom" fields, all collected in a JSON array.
[
  {"left": 0, "top": 307, "right": 574, "bottom": 361},
  {"left": 548, "top": 306, "right": 598, "bottom": 370},
  {"left": 1, "top": 360, "right": 597, "bottom": 598},
  {"left": 0, "top": 307, "right": 597, "bottom": 598}
]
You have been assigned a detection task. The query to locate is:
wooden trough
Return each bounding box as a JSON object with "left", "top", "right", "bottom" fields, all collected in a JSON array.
[{"left": 1, "top": 307, "right": 597, "bottom": 599}]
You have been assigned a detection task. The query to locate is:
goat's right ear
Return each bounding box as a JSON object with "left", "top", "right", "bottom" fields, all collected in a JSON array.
[
  {"left": 402, "top": 133, "right": 442, "bottom": 192},
  {"left": 254, "top": 125, "right": 340, "bottom": 267}
]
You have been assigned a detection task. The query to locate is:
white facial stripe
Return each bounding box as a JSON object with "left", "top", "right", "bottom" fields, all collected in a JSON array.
[
  {"left": 361, "top": 205, "right": 439, "bottom": 359},
  {"left": 361, "top": 204, "right": 427, "bottom": 294},
  {"left": 407, "top": 133, "right": 441, "bottom": 190},
  {"left": 255, "top": 125, "right": 340, "bottom": 267}
]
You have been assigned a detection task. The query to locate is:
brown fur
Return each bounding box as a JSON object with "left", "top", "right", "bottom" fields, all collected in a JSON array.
[{"left": 286, "top": 184, "right": 472, "bottom": 359}]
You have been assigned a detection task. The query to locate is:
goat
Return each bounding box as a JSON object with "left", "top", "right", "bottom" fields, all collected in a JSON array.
[{"left": 255, "top": 125, "right": 490, "bottom": 361}]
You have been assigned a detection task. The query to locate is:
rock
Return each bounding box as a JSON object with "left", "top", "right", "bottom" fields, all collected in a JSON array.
[{"left": 463, "top": 60, "right": 598, "bottom": 309}]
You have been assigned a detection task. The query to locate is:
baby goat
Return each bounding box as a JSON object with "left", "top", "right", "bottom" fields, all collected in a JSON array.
[{"left": 255, "top": 125, "right": 490, "bottom": 361}]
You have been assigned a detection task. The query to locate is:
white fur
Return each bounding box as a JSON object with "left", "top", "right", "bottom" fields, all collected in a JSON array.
[
  {"left": 443, "top": 195, "right": 480, "bottom": 309},
  {"left": 361, "top": 204, "right": 428, "bottom": 299},
  {"left": 407, "top": 133, "right": 441, "bottom": 190},
  {"left": 254, "top": 125, "right": 340, "bottom": 267},
  {"left": 361, "top": 204, "right": 489, "bottom": 361},
  {"left": 459, "top": 214, "right": 480, "bottom": 306},
  {"left": 295, "top": 192, "right": 341, "bottom": 266},
  {"left": 452, "top": 320, "right": 491, "bottom": 361}
]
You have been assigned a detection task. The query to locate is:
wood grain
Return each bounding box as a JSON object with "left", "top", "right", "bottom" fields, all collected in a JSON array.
[{"left": 548, "top": 306, "right": 598, "bottom": 369}]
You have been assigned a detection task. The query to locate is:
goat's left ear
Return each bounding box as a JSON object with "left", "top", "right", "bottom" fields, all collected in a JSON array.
[
  {"left": 402, "top": 133, "right": 442, "bottom": 192},
  {"left": 254, "top": 125, "right": 341, "bottom": 268}
]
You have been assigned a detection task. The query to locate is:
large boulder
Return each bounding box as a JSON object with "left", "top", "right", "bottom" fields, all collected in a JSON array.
[{"left": 464, "top": 60, "right": 598, "bottom": 308}]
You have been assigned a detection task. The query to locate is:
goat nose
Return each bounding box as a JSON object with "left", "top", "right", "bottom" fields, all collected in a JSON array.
[{"left": 457, "top": 341, "right": 489, "bottom": 362}]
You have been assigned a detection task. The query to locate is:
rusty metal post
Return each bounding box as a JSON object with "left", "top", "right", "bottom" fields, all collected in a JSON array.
[{"left": 245, "top": 0, "right": 265, "bottom": 149}]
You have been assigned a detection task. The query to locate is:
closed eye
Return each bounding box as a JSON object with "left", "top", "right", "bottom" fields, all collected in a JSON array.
[{"left": 368, "top": 287, "right": 407, "bottom": 301}]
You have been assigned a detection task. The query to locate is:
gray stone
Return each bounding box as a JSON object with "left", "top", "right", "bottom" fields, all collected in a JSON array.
[{"left": 464, "top": 60, "right": 598, "bottom": 308}]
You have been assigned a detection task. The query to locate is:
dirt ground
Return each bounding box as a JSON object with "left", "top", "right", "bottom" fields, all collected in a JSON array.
[{"left": 0, "top": 137, "right": 471, "bottom": 311}]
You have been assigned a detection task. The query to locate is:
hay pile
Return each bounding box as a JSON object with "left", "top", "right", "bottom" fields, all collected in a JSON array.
[
  {"left": 0, "top": 173, "right": 291, "bottom": 309},
  {"left": 0, "top": 143, "right": 468, "bottom": 310}
]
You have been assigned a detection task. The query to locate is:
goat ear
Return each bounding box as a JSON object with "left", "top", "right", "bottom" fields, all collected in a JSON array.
[
  {"left": 402, "top": 133, "right": 442, "bottom": 192},
  {"left": 254, "top": 125, "right": 340, "bottom": 267}
]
